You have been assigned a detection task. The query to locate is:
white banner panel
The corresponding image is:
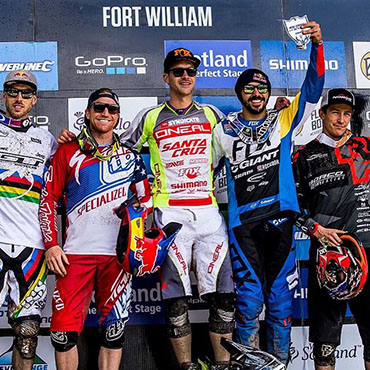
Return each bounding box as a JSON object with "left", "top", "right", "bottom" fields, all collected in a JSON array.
[
  {"left": 289, "top": 325, "right": 363, "bottom": 369},
  {"left": 353, "top": 42, "right": 370, "bottom": 88},
  {"left": 68, "top": 96, "right": 158, "bottom": 136}
]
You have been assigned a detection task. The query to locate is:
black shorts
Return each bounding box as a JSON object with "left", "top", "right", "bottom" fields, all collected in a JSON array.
[{"left": 308, "top": 241, "right": 370, "bottom": 346}]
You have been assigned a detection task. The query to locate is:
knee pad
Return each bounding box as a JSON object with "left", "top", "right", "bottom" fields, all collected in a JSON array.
[
  {"left": 164, "top": 297, "right": 191, "bottom": 338},
  {"left": 50, "top": 331, "right": 78, "bottom": 352},
  {"left": 11, "top": 318, "right": 40, "bottom": 359},
  {"left": 313, "top": 342, "right": 337, "bottom": 367},
  {"left": 100, "top": 320, "right": 125, "bottom": 349},
  {"left": 364, "top": 344, "right": 370, "bottom": 362},
  {"left": 205, "top": 292, "right": 235, "bottom": 334}
]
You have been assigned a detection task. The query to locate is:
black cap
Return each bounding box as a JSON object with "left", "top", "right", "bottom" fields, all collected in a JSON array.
[
  {"left": 164, "top": 48, "right": 200, "bottom": 73},
  {"left": 84, "top": 88, "right": 120, "bottom": 126},
  {"left": 321, "top": 88, "right": 355, "bottom": 109},
  {"left": 234, "top": 68, "right": 271, "bottom": 103}
]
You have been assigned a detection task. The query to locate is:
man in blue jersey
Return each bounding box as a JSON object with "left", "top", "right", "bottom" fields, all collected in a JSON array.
[{"left": 213, "top": 21, "right": 324, "bottom": 364}]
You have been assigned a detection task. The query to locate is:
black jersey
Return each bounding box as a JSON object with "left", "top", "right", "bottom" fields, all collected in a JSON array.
[{"left": 293, "top": 133, "right": 370, "bottom": 247}]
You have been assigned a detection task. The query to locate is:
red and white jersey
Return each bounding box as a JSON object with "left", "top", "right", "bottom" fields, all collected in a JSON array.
[{"left": 39, "top": 141, "right": 151, "bottom": 255}]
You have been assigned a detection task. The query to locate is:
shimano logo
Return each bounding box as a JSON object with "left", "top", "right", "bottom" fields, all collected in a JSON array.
[
  {"left": 0, "top": 60, "right": 54, "bottom": 72},
  {"left": 75, "top": 55, "right": 147, "bottom": 75},
  {"left": 269, "top": 59, "right": 338, "bottom": 71}
]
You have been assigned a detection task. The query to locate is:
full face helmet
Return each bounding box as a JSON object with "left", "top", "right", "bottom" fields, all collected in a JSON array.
[
  {"left": 219, "top": 338, "right": 286, "bottom": 370},
  {"left": 115, "top": 202, "right": 181, "bottom": 277},
  {"left": 316, "top": 233, "right": 368, "bottom": 300}
]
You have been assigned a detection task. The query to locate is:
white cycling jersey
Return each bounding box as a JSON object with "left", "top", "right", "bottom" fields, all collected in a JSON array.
[{"left": 0, "top": 123, "right": 57, "bottom": 249}]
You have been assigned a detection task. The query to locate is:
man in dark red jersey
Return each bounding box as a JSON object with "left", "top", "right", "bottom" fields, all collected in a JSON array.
[{"left": 293, "top": 88, "right": 370, "bottom": 370}]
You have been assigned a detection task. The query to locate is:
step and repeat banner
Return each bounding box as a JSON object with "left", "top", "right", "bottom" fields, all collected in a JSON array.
[{"left": 0, "top": 0, "right": 370, "bottom": 368}]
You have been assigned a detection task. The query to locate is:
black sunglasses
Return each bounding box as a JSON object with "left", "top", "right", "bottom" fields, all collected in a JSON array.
[
  {"left": 92, "top": 103, "right": 120, "bottom": 114},
  {"left": 5, "top": 87, "right": 36, "bottom": 99},
  {"left": 243, "top": 84, "right": 269, "bottom": 94},
  {"left": 170, "top": 67, "right": 197, "bottom": 77}
]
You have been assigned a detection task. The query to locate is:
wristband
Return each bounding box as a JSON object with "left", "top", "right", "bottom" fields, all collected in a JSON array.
[{"left": 309, "top": 222, "right": 320, "bottom": 235}]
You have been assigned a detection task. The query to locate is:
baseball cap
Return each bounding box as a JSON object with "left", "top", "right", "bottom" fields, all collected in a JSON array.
[
  {"left": 4, "top": 70, "right": 38, "bottom": 91},
  {"left": 164, "top": 48, "right": 201, "bottom": 73},
  {"left": 84, "top": 88, "right": 120, "bottom": 126},
  {"left": 234, "top": 68, "right": 271, "bottom": 102},
  {"left": 86, "top": 88, "right": 119, "bottom": 108},
  {"left": 321, "top": 88, "right": 355, "bottom": 109}
]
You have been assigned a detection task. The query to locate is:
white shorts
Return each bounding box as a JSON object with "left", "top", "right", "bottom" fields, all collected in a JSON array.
[{"left": 155, "top": 207, "right": 234, "bottom": 299}]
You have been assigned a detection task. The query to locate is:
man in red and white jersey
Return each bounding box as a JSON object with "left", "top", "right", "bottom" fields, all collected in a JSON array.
[{"left": 39, "top": 88, "right": 151, "bottom": 370}]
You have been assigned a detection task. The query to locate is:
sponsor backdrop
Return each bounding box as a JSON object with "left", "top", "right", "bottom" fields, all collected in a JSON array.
[
  {"left": 1, "top": 0, "right": 370, "bottom": 368},
  {"left": 260, "top": 41, "right": 347, "bottom": 88}
]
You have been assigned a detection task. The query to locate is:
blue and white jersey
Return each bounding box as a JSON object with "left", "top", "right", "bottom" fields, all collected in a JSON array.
[{"left": 213, "top": 42, "right": 325, "bottom": 229}]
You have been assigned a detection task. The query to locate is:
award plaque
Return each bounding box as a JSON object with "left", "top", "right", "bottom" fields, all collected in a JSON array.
[{"left": 283, "top": 15, "right": 310, "bottom": 49}]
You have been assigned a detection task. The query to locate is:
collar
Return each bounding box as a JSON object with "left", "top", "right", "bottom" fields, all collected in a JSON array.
[
  {"left": 238, "top": 114, "right": 265, "bottom": 128},
  {"left": 317, "top": 129, "right": 352, "bottom": 148},
  {"left": 0, "top": 110, "right": 33, "bottom": 131},
  {"left": 165, "top": 101, "right": 194, "bottom": 116},
  {"left": 77, "top": 127, "right": 120, "bottom": 161}
]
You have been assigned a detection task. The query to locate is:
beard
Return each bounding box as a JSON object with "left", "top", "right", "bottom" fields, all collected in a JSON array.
[
  {"left": 242, "top": 96, "right": 268, "bottom": 115},
  {"left": 5, "top": 101, "right": 32, "bottom": 120}
]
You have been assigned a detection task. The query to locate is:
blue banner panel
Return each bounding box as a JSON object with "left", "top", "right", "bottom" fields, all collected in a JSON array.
[
  {"left": 260, "top": 41, "right": 346, "bottom": 89},
  {"left": 194, "top": 95, "right": 240, "bottom": 116},
  {"left": 0, "top": 42, "right": 58, "bottom": 91},
  {"left": 84, "top": 275, "right": 165, "bottom": 326},
  {"left": 165, "top": 40, "right": 253, "bottom": 88}
]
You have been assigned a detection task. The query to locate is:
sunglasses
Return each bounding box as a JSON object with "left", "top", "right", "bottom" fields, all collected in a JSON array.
[
  {"left": 92, "top": 103, "right": 120, "bottom": 114},
  {"left": 5, "top": 87, "right": 36, "bottom": 99},
  {"left": 243, "top": 84, "right": 269, "bottom": 94},
  {"left": 170, "top": 67, "right": 197, "bottom": 77}
]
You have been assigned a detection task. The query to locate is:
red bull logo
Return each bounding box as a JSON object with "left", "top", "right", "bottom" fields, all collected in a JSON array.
[
  {"left": 14, "top": 71, "right": 29, "bottom": 78},
  {"left": 133, "top": 235, "right": 160, "bottom": 276},
  {"left": 253, "top": 72, "right": 267, "bottom": 84}
]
